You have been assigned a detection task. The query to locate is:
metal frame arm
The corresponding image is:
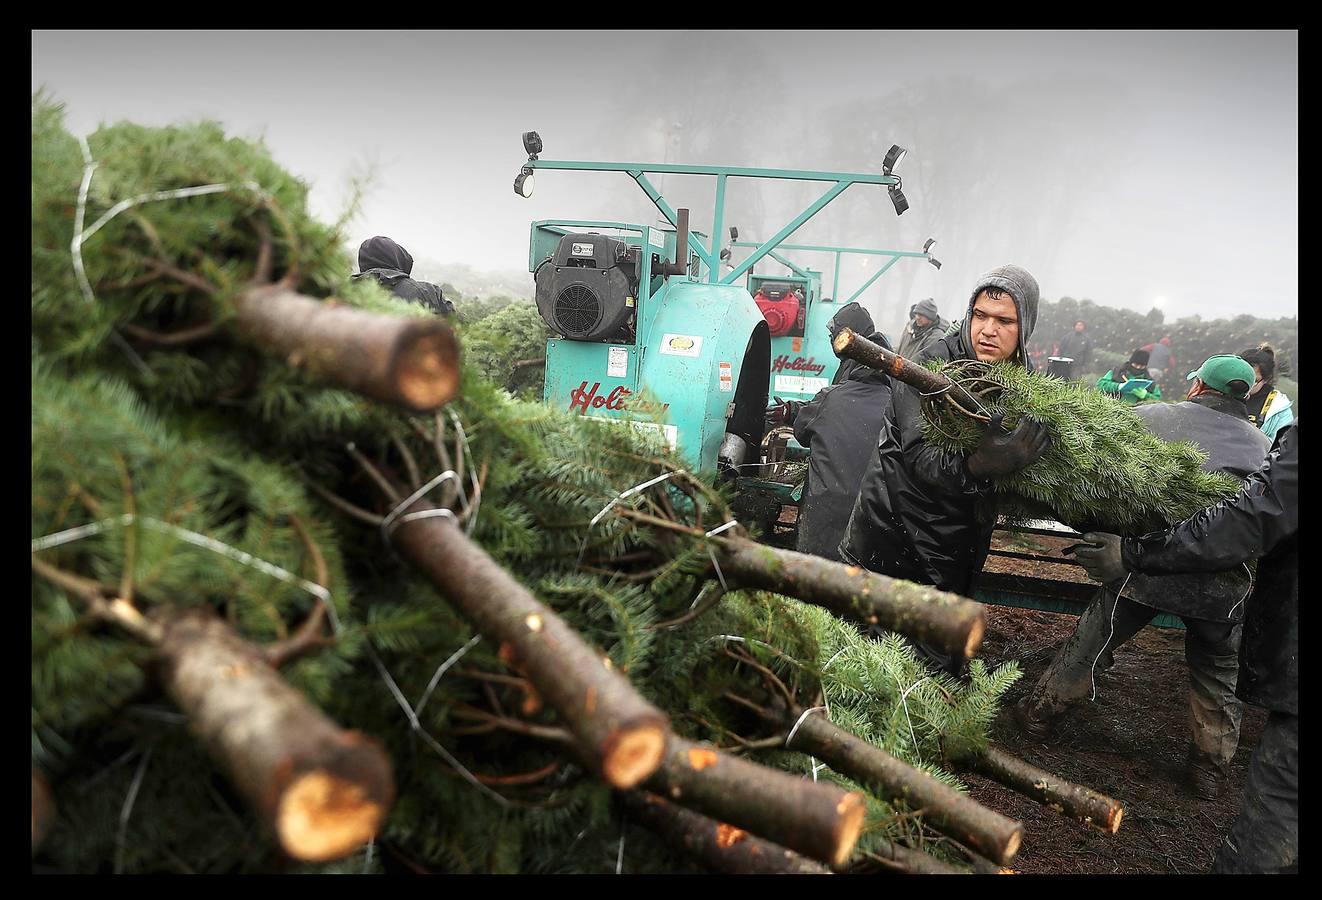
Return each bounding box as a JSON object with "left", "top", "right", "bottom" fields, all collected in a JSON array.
[
  {"left": 843, "top": 255, "right": 902, "bottom": 305},
  {"left": 720, "top": 182, "right": 852, "bottom": 284},
  {"left": 630, "top": 172, "right": 716, "bottom": 272},
  {"left": 525, "top": 156, "right": 900, "bottom": 285}
]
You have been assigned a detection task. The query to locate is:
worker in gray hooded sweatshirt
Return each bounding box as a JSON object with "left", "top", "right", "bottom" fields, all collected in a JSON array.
[
  {"left": 353, "top": 236, "right": 454, "bottom": 316},
  {"left": 897, "top": 297, "right": 949, "bottom": 360},
  {"left": 840, "top": 265, "right": 1050, "bottom": 672}
]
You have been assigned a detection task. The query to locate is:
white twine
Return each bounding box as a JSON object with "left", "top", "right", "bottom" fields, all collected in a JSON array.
[
  {"left": 114, "top": 746, "right": 153, "bottom": 875},
  {"left": 1089, "top": 574, "right": 1131, "bottom": 702},
  {"left": 362, "top": 840, "right": 376, "bottom": 874},
  {"left": 704, "top": 520, "right": 738, "bottom": 538},
  {"left": 1227, "top": 562, "right": 1255, "bottom": 619},
  {"left": 589, "top": 472, "right": 675, "bottom": 529},
  {"left": 820, "top": 646, "right": 850, "bottom": 717},
  {"left": 615, "top": 823, "right": 627, "bottom": 875},
  {"left": 577, "top": 471, "right": 675, "bottom": 566},
  {"left": 785, "top": 705, "right": 827, "bottom": 748},
  {"left": 447, "top": 411, "right": 482, "bottom": 535},
  {"left": 897, "top": 677, "right": 928, "bottom": 765},
  {"left": 71, "top": 135, "right": 267, "bottom": 306},
  {"left": 702, "top": 520, "right": 739, "bottom": 593},
  {"left": 31, "top": 513, "right": 339, "bottom": 633},
  {"left": 414, "top": 634, "right": 483, "bottom": 719},
  {"left": 367, "top": 647, "right": 510, "bottom": 808},
  {"left": 706, "top": 548, "right": 729, "bottom": 592},
  {"left": 380, "top": 469, "right": 462, "bottom": 544}
]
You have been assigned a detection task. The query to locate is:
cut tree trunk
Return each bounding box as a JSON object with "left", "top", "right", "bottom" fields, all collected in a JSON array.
[
  {"left": 619, "top": 791, "right": 832, "bottom": 874},
  {"left": 390, "top": 507, "right": 669, "bottom": 789},
  {"left": 32, "top": 770, "right": 55, "bottom": 854},
  {"left": 152, "top": 607, "right": 395, "bottom": 861},
  {"left": 787, "top": 712, "right": 1022, "bottom": 865},
  {"left": 643, "top": 735, "right": 865, "bottom": 867},
  {"left": 232, "top": 285, "right": 460, "bottom": 412},
  {"left": 960, "top": 745, "right": 1124, "bottom": 834},
  {"left": 867, "top": 838, "right": 971, "bottom": 875},
  {"left": 833, "top": 327, "right": 983, "bottom": 411},
  {"left": 715, "top": 538, "right": 986, "bottom": 663}
]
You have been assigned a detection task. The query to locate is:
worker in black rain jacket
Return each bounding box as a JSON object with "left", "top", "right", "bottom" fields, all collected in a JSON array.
[
  {"left": 791, "top": 330, "right": 895, "bottom": 561},
  {"left": 839, "top": 265, "right": 1051, "bottom": 671},
  {"left": 1073, "top": 420, "right": 1297, "bottom": 874},
  {"left": 353, "top": 235, "right": 454, "bottom": 315},
  {"left": 766, "top": 302, "right": 880, "bottom": 427},
  {"left": 828, "top": 302, "right": 879, "bottom": 385},
  {"left": 1014, "top": 355, "right": 1272, "bottom": 801}
]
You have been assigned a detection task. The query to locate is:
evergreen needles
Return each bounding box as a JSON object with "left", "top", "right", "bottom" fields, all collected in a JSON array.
[
  {"left": 920, "top": 359, "right": 1241, "bottom": 535},
  {"left": 32, "top": 94, "right": 1041, "bottom": 874}
]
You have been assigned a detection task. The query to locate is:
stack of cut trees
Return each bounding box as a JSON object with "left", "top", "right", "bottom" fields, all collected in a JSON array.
[{"left": 31, "top": 96, "right": 1121, "bottom": 874}]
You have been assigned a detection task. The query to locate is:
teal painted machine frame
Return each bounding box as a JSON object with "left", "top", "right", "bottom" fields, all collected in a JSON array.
[{"left": 522, "top": 152, "right": 904, "bottom": 473}]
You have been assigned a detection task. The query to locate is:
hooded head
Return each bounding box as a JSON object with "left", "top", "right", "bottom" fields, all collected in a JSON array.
[
  {"left": 1128, "top": 348, "right": 1151, "bottom": 367},
  {"left": 828, "top": 301, "right": 875, "bottom": 341},
  {"left": 909, "top": 297, "right": 940, "bottom": 325},
  {"left": 357, "top": 236, "right": 414, "bottom": 276},
  {"left": 959, "top": 265, "right": 1039, "bottom": 368},
  {"left": 1159, "top": 336, "right": 1171, "bottom": 346}
]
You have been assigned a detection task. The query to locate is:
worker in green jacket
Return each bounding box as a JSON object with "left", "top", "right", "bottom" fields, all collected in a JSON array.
[{"left": 1098, "top": 348, "right": 1163, "bottom": 404}]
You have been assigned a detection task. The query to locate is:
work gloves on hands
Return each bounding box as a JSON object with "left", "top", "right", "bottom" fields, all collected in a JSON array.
[
  {"left": 1132, "top": 388, "right": 1149, "bottom": 401},
  {"left": 1070, "top": 532, "right": 1128, "bottom": 584},
  {"left": 766, "top": 397, "right": 803, "bottom": 428},
  {"left": 965, "top": 412, "right": 1052, "bottom": 480}
]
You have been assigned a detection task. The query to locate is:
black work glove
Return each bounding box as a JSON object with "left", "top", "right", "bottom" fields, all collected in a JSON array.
[
  {"left": 965, "top": 412, "right": 1052, "bottom": 480},
  {"left": 766, "top": 397, "right": 803, "bottom": 427},
  {"left": 1069, "top": 532, "right": 1128, "bottom": 584}
]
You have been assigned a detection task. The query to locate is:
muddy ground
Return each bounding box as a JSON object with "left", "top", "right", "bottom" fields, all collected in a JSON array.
[{"left": 965, "top": 533, "right": 1265, "bottom": 875}]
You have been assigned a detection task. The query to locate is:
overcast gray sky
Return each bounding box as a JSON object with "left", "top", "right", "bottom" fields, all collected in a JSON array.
[{"left": 32, "top": 30, "right": 1297, "bottom": 332}]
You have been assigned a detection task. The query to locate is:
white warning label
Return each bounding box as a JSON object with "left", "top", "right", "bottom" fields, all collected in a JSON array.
[
  {"left": 774, "top": 375, "right": 828, "bottom": 395},
  {"left": 718, "top": 361, "right": 733, "bottom": 392},
  {"left": 584, "top": 416, "right": 678, "bottom": 451},
  {"left": 608, "top": 346, "right": 628, "bottom": 378}
]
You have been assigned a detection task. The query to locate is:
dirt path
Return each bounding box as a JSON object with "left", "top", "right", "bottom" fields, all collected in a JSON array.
[{"left": 969, "top": 604, "right": 1265, "bottom": 874}]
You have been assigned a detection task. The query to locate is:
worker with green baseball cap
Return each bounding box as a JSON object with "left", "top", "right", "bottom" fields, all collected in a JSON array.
[
  {"left": 1187, "top": 355, "right": 1258, "bottom": 399},
  {"left": 1014, "top": 351, "right": 1271, "bottom": 803}
]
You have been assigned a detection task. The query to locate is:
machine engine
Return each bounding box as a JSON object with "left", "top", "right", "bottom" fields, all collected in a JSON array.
[
  {"left": 753, "top": 282, "right": 805, "bottom": 337},
  {"left": 535, "top": 233, "right": 639, "bottom": 342}
]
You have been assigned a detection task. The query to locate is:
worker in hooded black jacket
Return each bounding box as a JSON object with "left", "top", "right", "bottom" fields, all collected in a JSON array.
[
  {"left": 839, "top": 265, "right": 1050, "bottom": 671},
  {"left": 765, "top": 302, "right": 883, "bottom": 428},
  {"left": 353, "top": 236, "right": 454, "bottom": 315},
  {"left": 1073, "top": 421, "right": 1297, "bottom": 874},
  {"left": 828, "top": 302, "right": 880, "bottom": 386},
  {"left": 1014, "top": 355, "right": 1272, "bottom": 801},
  {"left": 791, "top": 330, "right": 895, "bottom": 561}
]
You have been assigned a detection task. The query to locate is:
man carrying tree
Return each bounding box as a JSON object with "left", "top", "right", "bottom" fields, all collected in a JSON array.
[
  {"left": 839, "top": 265, "right": 1051, "bottom": 672},
  {"left": 353, "top": 236, "right": 455, "bottom": 316},
  {"left": 1013, "top": 355, "right": 1272, "bottom": 801},
  {"left": 1070, "top": 420, "right": 1298, "bottom": 874}
]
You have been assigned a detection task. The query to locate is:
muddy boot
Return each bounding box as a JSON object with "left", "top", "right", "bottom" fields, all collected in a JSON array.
[
  {"left": 1189, "top": 751, "right": 1227, "bottom": 801},
  {"left": 1011, "top": 696, "right": 1057, "bottom": 741}
]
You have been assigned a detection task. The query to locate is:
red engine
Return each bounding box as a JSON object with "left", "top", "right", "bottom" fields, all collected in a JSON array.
[{"left": 754, "top": 288, "right": 803, "bottom": 337}]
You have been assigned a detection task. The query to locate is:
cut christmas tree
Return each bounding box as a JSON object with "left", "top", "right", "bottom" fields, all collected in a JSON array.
[{"left": 32, "top": 94, "right": 1120, "bottom": 874}]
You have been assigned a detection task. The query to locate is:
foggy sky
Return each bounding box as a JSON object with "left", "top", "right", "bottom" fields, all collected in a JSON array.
[{"left": 32, "top": 30, "right": 1297, "bottom": 334}]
